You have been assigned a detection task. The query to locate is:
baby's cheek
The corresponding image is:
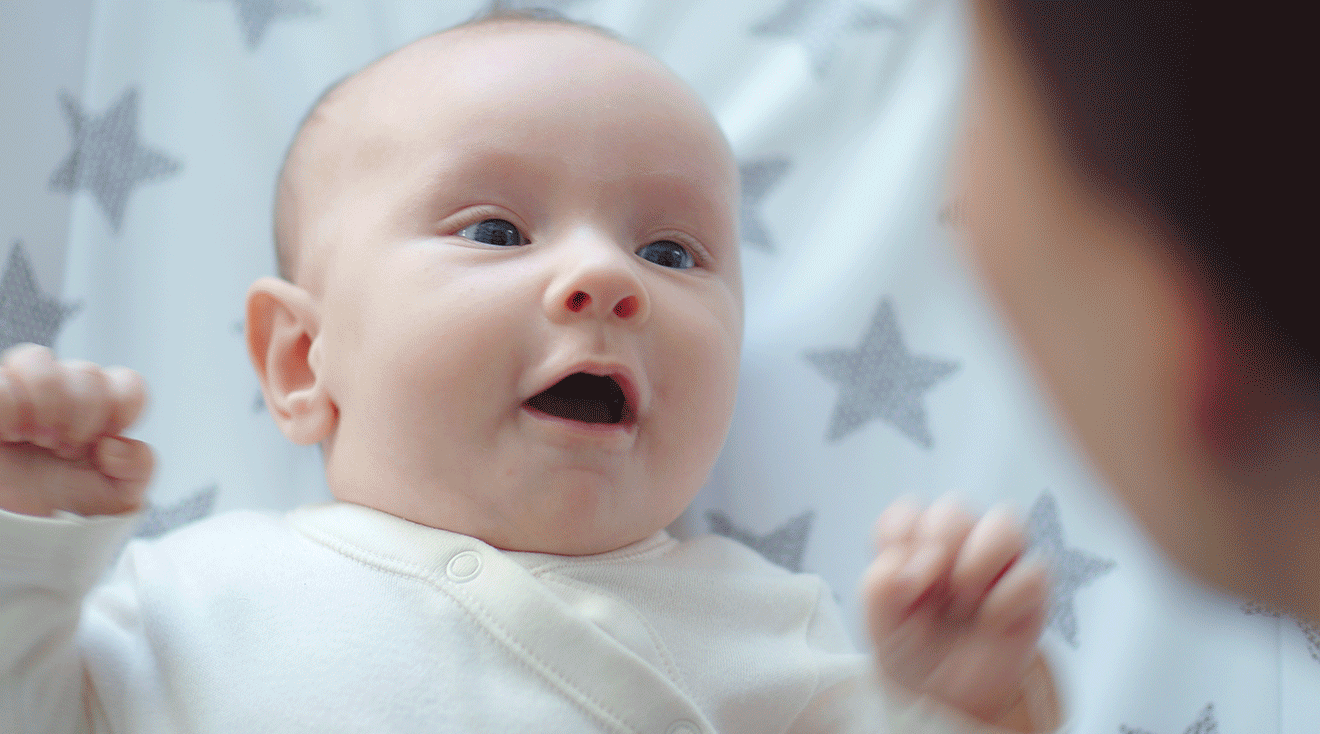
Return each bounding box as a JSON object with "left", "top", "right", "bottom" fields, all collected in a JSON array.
[{"left": 685, "top": 332, "right": 741, "bottom": 465}]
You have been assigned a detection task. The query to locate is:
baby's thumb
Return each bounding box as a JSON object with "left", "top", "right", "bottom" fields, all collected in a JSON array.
[{"left": 95, "top": 435, "right": 154, "bottom": 502}]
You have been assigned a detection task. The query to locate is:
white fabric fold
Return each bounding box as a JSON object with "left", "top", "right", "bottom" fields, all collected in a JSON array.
[{"left": 2, "top": 501, "right": 1069, "bottom": 733}]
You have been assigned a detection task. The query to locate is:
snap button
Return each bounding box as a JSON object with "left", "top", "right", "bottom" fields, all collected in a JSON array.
[
  {"left": 446, "top": 550, "right": 482, "bottom": 582},
  {"left": 667, "top": 720, "right": 700, "bottom": 734}
]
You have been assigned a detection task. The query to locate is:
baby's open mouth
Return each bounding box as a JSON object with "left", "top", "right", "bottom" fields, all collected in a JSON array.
[{"left": 525, "top": 373, "right": 629, "bottom": 424}]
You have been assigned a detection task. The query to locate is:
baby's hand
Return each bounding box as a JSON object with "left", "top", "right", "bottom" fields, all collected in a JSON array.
[
  {"left": 862, "top": 495, "right": 1052, "bottom": 727},
  {"left": 0, "top": 343, "right": 153, "bottom": 517}
]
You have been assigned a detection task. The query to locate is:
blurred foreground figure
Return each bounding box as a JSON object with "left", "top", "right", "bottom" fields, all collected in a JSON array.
[{"left": 959, "top": 1, "right": 1319, "bottom": 623}]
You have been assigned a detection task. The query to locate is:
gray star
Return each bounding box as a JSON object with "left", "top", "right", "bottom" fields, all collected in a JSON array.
[
  {"left": 136, "top": 485, "right": 219, "bottom": 539},
  {"left": 1120, "top": 703, "right": 1218, "bottom": 734},
  {"left": 740, "top": 158, "right": 791, "bottom": 251},
  {"left": 805, "top": 298, "right": 958, "bottom": 447},
  {"left": 708, "top": 510, "right": 814, "bottom": 572},
  {"left": 751, "top": 0, "right": 900, "bottom": 77},
  {"left": 214, "top": 0, "right": 319, "bottom": 49},
  {"left": 482, "top": 0, "right": 585, "bottom": 20},
  {"left": 1242, "top": 600, "right": 1320, "bottom": 663},
  {"left": 49, "top": 88, "right": 182, "bottom": 233},
  {"left": 0, "top": 241, "right": 81, "bottom": 353},
  {"left": 1025, "top": 491, "right": 1117, "bottom": 648}
]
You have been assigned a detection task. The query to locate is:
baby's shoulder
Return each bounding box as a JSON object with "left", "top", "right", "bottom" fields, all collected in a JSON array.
[
  {"left": 118, "top": 508, "right": 307, "bottom": 579},
  {"left": 624, "top": 532, "right": 834, "bottom": 605},
  {"left": 141, "top": 507, "right": 288, "bottom": 547},
  {"left": 669, "top": 532, "right": 795, "bottom": 574}
]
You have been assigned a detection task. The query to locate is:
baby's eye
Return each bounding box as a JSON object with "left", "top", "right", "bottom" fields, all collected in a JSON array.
[
  {"left": 457, "top": 219, "right": 527, "bottom": 247},
  {"left": 637, "top": 240, "right": 695, "bottom": 269}
]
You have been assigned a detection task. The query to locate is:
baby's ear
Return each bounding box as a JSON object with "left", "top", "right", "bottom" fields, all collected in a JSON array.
[{"left": 245, "top": 277, "right": 335, "bottom": 445}]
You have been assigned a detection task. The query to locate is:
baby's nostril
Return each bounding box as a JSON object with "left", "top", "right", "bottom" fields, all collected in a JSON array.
[
  {"left": 567, "top": 291, "right": 590, "bottom": 312},
  {"left": 614, "top": 296, "right": 638, "bottom": 319}
]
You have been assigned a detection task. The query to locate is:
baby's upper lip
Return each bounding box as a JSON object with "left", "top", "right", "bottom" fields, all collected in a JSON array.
[{"left": 525, "top": 360, "right": 646, "bottom": 421}]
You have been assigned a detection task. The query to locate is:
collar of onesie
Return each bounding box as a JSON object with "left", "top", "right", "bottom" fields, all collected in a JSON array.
[{"left": 284, "top": 501, "right": 717, "bottom": 734}]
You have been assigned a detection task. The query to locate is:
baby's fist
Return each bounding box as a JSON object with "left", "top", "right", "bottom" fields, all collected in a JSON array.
[
  {"left": 862, "top": 495, "right": 1052, "bottom": 726},
  {"left": 0, "top": 343, "right": 153, "bottom": 518}
]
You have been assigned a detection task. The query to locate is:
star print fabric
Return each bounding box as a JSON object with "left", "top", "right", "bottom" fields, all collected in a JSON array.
[
  {"left": 48, "top": 88, "right": 181, "bottom": 233},
  {"left": 0, "top": 242, "right": 80, "bottom": 352},
  {"left": 2, "top": 1, "right": 1316, "bottom": 733}
]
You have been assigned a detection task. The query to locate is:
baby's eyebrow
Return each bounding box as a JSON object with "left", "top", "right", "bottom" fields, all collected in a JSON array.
[
  {"left": 401, "top": 145, "right": 736, "bottom": 236},
  {"left": 624, "top": 173, "right": 738, "bottom": 227},
  {"left": 410, "top": 148, "right": 561, "bottom": 190}
]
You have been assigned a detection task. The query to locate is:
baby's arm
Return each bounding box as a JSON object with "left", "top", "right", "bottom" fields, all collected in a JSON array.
[
  {"left": 863, "top": 496, "right": 1060, "bottom": 732},
  {"left": 0, "top": 343, "right": 154, "bottom": 733}
]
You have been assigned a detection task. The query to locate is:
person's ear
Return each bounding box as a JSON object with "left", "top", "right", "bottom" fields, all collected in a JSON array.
[{"left": 245, "top": 276, "right": 335, "bottom": 445}]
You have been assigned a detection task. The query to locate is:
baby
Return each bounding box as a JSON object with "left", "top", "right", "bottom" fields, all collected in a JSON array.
[{"left": 0, "top": 13, "right": 1061, "bottom": 734}]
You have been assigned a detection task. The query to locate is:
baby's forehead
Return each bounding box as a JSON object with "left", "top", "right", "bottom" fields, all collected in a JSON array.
[
  {"left": 277, "top": 19, "right": 736, "bottom": 287},
  {"left": 330, "top": 21, "right": 624, "bottom": 124},
  {"left": 294, "top": 20, "right": 727, "bottom": 193},
  {"left": 292, "top": 22, "right": 645, "bottom": 188}
]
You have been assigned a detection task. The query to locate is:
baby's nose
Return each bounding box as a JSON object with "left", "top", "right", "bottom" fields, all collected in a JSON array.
[
  {"left": 545, "top": 235, "right": 650, "bottom": 325},
  {"left": 565, "top": 289, "right": 640, "bottom": 319}
]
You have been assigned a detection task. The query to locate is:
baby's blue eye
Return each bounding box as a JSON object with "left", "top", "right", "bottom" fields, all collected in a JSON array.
[
  {"left": 637, "top": 240, "right": 694, "bottom": 269},
  {"left": 457, "top": 219, "right": 526, "bottom": 247}
]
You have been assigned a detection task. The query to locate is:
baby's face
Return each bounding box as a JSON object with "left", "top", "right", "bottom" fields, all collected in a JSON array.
[{"left": 298, "top": 23, "right": 742, "bottom": 554}]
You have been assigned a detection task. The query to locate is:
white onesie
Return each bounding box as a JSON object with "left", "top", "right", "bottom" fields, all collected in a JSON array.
[{"left": 0, "top": 502, "right": 1065, "bottom": 733}]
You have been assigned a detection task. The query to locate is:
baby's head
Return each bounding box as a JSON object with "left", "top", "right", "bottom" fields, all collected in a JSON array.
[{"left": 246, "top": 14, "right": 743, "bottom": 555}]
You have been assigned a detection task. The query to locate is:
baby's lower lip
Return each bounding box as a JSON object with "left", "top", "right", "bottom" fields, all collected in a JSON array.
[{"left": 520, "top": 404, "right": 635, "bottom": 434}]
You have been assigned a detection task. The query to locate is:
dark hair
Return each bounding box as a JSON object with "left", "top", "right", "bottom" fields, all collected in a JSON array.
[{"left": 999, "top": 2, "right": 1317, "bottom": 386}]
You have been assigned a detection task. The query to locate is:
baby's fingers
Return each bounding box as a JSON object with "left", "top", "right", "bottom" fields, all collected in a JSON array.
[
  {"left": 53, "top": 437, "right": 153, "bottom": 517},
  {"left": 901, "top": 496, "right": 977, "bottom": 604},
  {"left": 862, "top": 544, "right": 912, "bottom": 635},
  {"left": 1, "top": 344, "right": 71, "bottom": 448},
  {"left": 865, "top": 496, "right": 976, "bottom": 630},
  {"left": 102, "top": 366, "right": 148, "bottom": 435},
  {"left": 0, "top": 370, "right": 22, "bottom": 442},
  {"left": 863, "top": 544, "right": 936, "bottom": 682},
  {"left": 873, "top": 494, "right": 922, "bottom": 546},
  {"left": 978, "top": 558, "right": 1051, "bottom": 637},
  {"left": 948, "top": 504, "right": 1027, "bottom": 621},
  {"left": 94, "top": 435, "right": 154, "bottom": 502},
  {"left": 61, "top": 360, "right": 113, "bottom": 447}
]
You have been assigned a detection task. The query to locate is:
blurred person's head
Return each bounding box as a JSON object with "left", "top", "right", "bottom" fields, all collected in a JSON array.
[{"left": 958, "top": 1, "right": 1318, "bottom": 621}]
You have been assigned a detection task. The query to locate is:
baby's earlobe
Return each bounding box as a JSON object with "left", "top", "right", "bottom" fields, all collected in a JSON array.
[
  {"left": 287, "top": 392, "right": 313, "bottom": 417},
  {"left": 274, "top": 385, "right": 335, "bottom": 446}
]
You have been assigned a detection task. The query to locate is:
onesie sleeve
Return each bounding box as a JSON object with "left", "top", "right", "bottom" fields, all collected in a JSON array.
[
  {"left": 790, "top": 578, "right": 1074, "bottom": 734},
  {"left": 0, "top": 507, "right": 141, "bottom": 734}
]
